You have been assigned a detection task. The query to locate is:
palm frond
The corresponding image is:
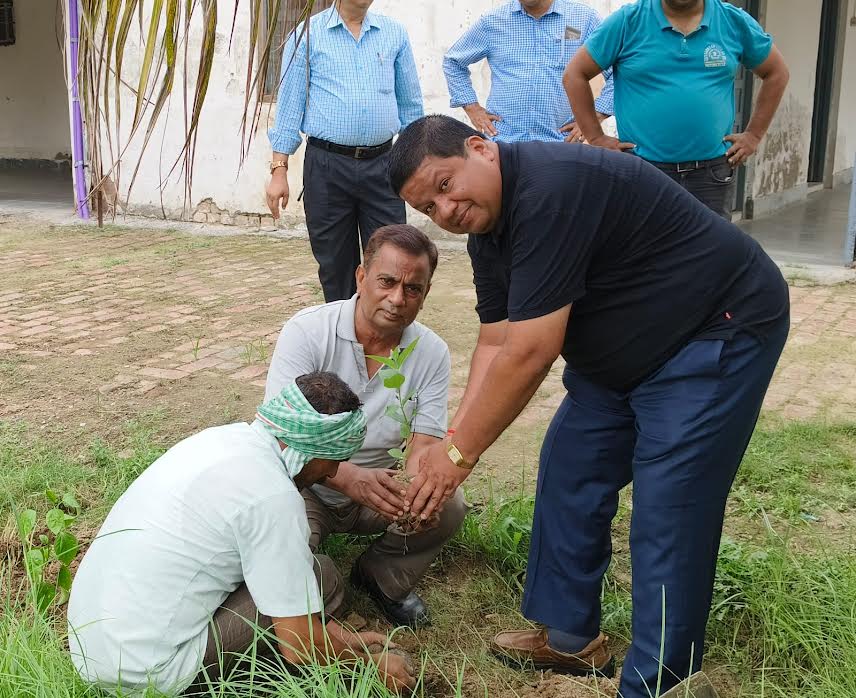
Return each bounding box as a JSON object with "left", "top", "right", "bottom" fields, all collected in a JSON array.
[{"left": 71, "top": 0, "right": 321, "bottom": 221}]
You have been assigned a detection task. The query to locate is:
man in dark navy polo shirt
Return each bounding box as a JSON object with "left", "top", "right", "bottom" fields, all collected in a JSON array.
[
  {"left": 387, "top": 114, "right": 789, "bottom": 698},
  {"left": 563, "top": 0, "right": 789, "bottom": 219}
]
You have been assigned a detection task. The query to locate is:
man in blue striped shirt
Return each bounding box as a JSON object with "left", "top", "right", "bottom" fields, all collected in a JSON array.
[
  {"left": 266, "top": 0, "right": 423, "bottom": 301},
  {"left": 443, "top": 0, "right": 614, "bottom": 143}
]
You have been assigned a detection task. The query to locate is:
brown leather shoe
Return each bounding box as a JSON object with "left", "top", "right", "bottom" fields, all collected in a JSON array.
[{"left": 491, "top": 629, "right": 615, "bottom": 677}]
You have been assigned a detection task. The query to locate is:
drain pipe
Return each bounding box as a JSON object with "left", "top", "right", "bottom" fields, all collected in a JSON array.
[{"left": 67, "top": 0, "right": 90, "bottom": 219}]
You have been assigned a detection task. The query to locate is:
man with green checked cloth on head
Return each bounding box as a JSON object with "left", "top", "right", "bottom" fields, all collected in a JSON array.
[{"left": 68, "top": 372, "right": 416, "bottom": 695}]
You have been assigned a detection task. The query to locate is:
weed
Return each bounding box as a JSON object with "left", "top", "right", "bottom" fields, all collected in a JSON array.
[
  {"left": 189, "top": 334, "right": 205, "bottom": 361},
  {"left": 16, "top": 491, "right": 80, "bottom": 613},
  {"left": 102, "top": 257, "right": 128, "bottom": 268},
  {"left": 241, "top": 339, "right": 268, "bottom": 366}
]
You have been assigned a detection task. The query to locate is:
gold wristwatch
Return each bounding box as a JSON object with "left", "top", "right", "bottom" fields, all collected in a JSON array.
[
  {"left": 446, "top": 442, "right": 478, "bottom": 470},
  {"left": 269, "top": 160, "right": 288, "bottom": 174}
]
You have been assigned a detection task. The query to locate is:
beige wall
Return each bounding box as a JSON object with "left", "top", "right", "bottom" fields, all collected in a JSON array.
[
  {"left": 833, "top": 18, "right": 856, "bottom": 180},
  {"left": 106, "top": 0, "right": 629, "bottom": 222},
  {"left": 750, "top": 0, "right": 822, "bottom": 205},
  {"left": 0, "top": 0, "right": 70, "bottom": 160}
]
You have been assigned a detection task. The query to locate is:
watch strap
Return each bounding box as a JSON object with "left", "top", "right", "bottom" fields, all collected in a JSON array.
[{"left": 446, "top": 442, "right": 477, "bottom": 470}]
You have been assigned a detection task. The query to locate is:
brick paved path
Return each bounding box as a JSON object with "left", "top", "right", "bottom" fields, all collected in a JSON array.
[{"left": 2, "top": 222, "right": 856, "bottom": 450}]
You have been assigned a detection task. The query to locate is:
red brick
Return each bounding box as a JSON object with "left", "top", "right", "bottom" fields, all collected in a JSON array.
[
  {"left": 138, "top": 367, "right": 188, "bottom": 380},
  {"left": 176, "top": 356, "right": 222, "bottom": 373},
  {"left": 229, "top": 365, "right": 268, "bottom": 380}
]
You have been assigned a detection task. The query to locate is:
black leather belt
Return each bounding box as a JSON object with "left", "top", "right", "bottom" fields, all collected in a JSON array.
[
  {"left": 308, "top": 137, "right": 393, "bottom": 160},
  {"left": 645, "top": 155, "right": 730, "bottom": 173}
]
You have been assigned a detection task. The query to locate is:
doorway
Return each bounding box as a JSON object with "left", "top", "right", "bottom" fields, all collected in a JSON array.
[{"left": 808, "top": 0, "right": 840, "bottom": 184}]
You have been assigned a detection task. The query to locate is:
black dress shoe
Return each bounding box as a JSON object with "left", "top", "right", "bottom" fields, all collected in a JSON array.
[{"left": 349, "top": 559, "right": 430, "bottom": 629}]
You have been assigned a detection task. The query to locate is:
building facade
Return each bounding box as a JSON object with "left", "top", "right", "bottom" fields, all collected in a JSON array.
[{"left": 1, "top": 0, "right": 854, "bottom": 226}]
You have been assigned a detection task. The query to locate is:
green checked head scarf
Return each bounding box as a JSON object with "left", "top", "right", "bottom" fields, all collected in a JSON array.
[{"left": 255, "top": 381, "right": 367, "bottom": 478}]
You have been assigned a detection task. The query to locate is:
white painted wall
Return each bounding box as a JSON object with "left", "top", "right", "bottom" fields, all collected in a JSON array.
[
  {"left": 750, "top": 0, "right": 821, "bottom": 204},
  {"left": 0, "top": 0, "right": 71, "bottom": 159},
  {"left": 107, "top": 0, "right": 630, "bottom": 222},
  {"left": 833, "top": 20, "right": 856, "bottom": 179}
]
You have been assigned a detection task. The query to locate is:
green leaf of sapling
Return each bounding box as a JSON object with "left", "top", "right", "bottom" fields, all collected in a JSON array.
[
  {"left": 45, "top": 509, "right": 66, "bottom": 535},
  {"left": 62, "top": 493, "right": 81, "bottom": 513},
  {"left": 383, "top": 373, "right": 405, "bottom": 390},
  {"left": 16, "top": 509, "right": 37, "bottom": 538},
  {"left": 55, "top": 532, "right": 79, "bottom": 566}
]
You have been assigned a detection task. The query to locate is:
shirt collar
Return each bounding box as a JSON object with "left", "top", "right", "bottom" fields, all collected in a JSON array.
[
  {"left": 336, "top": 294, "right": 360, "bottom": 342},
  {"left": 512, "top": 0, "right": 561, "bottom": 19},
  {"left": 654, "top": 0, "right": 711, "bottom": 31},
  {"left": 327, "top": 7, "right": 380, "bottom": 32},
  {"left": 336, "top": 293, "right": 420, "bottom": 347}
]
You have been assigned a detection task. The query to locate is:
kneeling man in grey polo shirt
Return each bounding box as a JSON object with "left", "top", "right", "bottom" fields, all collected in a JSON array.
[
  {"left": 68, "top": 373, "right": 414, "bottom": 695},
  {"left": 266, "top": 224, "right": 465, "bottom": 628}
]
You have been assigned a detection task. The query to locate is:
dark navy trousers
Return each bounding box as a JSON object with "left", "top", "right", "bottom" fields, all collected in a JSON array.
[{"left": 521, "top": 319, "right": 789, "bottom": 698}]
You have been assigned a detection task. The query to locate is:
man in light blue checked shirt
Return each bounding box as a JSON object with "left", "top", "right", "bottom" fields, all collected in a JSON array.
[
  {"left": 266, "top": 0, "right": 423, "bottom": 302},
  {"left": 443, "top": 0, "right": 614, "bottom": 144}
]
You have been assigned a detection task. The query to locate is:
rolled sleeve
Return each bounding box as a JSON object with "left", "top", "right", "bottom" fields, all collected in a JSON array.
[
  {"left": 410, "top": 342, "right": 451, "bottom": 438},
  {"left": 268, "top": 31, "right": 308, "bottom": 155},
  {"left": 443, "top": 20, "right": 489, "bottom": 108},
  {"left": 584, "top": 7, "right": 627, "bottom": 72},
  {"left": 738, "top": 13, "right": 773, "bottom": 69},
  {"left": 232, "top": 494, "right": 322, "bottom": 619},
  {"left": 394, "top": 32, "right": 425, "bottom": 128}
]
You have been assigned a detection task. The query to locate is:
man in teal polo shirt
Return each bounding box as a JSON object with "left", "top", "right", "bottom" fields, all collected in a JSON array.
[{"left": 563, "top": 0, "right": 789, "bottom": 219}]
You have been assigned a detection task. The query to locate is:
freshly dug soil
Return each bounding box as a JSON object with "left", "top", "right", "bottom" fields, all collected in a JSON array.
[
  {"left": 515, "top": 674, "right": 619, "bottom": 698},
  {"left": 390, "top": 469, "right": 439, "bottom": 534}
]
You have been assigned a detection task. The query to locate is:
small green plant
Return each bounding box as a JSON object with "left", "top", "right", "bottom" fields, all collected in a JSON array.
[
  {"left": 15, "top": 490, "right": 81, "bottom": 613},
  {"left": 368, "top": 339, "right": 423, "bottom": 535},
  {"left": 189, "top": 334, "right": 205, "bottom": 360},
  {"left": 241, "top": 338, "right": 269, "bottom": 365},
  {"left": 367, "top": 338, "right": 420, "bottom": 469}
]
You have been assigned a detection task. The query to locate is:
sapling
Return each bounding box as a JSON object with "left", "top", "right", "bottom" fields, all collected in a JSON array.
[
  {"left": 16, "top": 490, "right": 80, "bottom": 614},
  {"left": 367, "top": 338, "right": 434, "bottom": 534}
]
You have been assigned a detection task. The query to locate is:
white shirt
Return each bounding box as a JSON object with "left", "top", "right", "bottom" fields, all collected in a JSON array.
[
  {"left": 67, "top": 421, "right": 322, "bottom": 694},
  {"left": 265, "top": 295, "right": 451, "bottom": 506}
]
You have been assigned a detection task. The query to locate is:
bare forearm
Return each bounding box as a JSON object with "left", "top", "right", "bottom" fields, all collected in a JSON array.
[
  {"left": 453, "top": 349, "right": 552, "bottom": 463},
  {"left": 272, "top": 151, "right": 289, "bottom": 166},
  {"left": 276, "top": 616, "right": 366, "bottom": 666},
  {"left": 450, "top": 343, "right": 501, "bottom": 431},
  {"left": 323, "top": 460, "right": 356, "bottom": 494},
  {"left": 564, "top": 72, "right": 604, "bottom": 142},
  {"left": 745, "top": 73, "right": 788, "bottom": 140}
]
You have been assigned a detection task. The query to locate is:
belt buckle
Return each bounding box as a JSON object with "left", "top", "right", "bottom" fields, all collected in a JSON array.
[
  {"left": 676, "top": 160, "right": 700, "bottom": 173},
  {"left": 354, "top": 146, "right": 367, "bottom": 160}
]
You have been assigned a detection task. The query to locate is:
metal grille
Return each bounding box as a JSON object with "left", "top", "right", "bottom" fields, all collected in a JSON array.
[
  {"left": 265, "top": 0, "right": 334, "bottom": 96},
  {"left": 0, "top": 0, "right": 15, "bottom": 47}
]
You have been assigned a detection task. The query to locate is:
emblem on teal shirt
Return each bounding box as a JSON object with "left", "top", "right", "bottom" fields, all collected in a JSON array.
[{"left": 704, "top": 43, "right": 728, "bottom": 68}]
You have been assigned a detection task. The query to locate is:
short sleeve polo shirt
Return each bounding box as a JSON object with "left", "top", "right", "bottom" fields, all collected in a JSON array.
[
  {"left": 265, "top": 295, "right": 451, "bottom": 506},
  {"left": 468, "top": 141, "right": 789, "bottom": 392},
  {"left": 585, "top": 0, "right": 773, "bottom": 163}
]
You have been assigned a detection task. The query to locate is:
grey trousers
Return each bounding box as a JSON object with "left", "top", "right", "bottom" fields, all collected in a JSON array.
[
  {"left": 648, "top": 156, "right": 736, "bottom": 221},
  {"left": 302, "top": 486, "right": 468, "bottom": 604},
  {"left": 186, "top": 556, "right": 345, "bottom": 692},
  {"left": 302, "top": 144, "right": 406, "bottom": 302}
]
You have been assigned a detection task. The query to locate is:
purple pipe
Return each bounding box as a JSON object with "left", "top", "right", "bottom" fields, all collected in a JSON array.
[{"left": 68, "top": 0, "right": 90, "bottom": 219}]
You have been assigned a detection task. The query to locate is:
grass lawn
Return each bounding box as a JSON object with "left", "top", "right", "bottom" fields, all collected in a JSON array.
[{"left": 2, "top": 416, "right": 855, "bottom": 698}]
